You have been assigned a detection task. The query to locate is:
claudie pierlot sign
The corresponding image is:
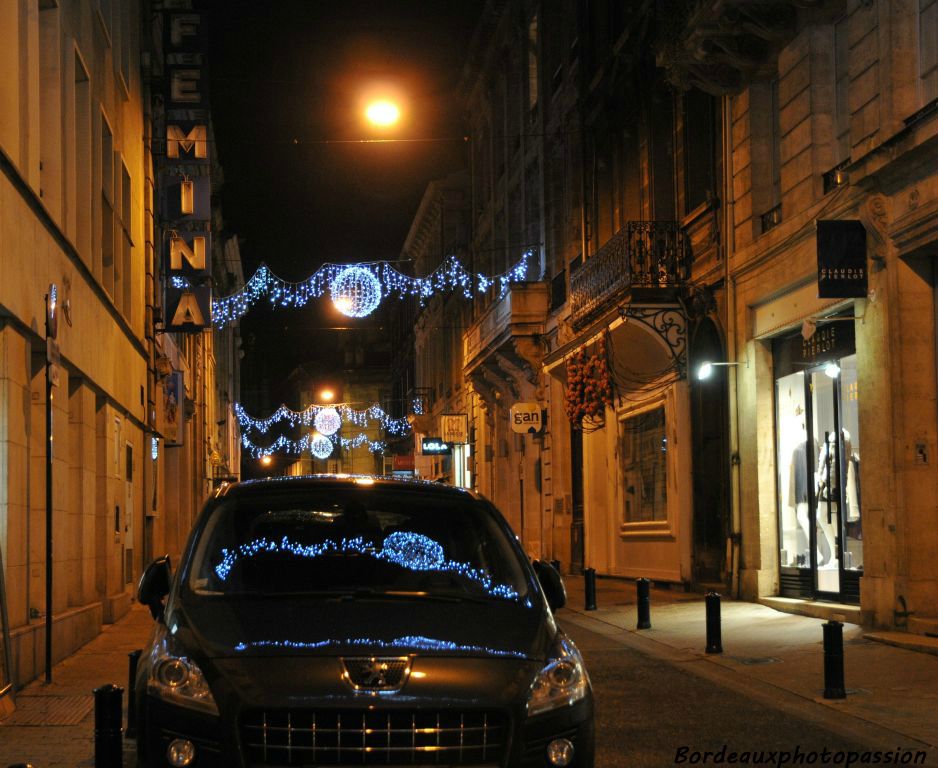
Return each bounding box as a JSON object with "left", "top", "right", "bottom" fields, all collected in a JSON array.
[{"left": 817, "top": 220, "right": 868, "bottom": 299}]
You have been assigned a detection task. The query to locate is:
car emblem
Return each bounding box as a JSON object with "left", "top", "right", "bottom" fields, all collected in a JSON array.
[{"left": 341, "top": 656, "right": 411, "bottom": 693}]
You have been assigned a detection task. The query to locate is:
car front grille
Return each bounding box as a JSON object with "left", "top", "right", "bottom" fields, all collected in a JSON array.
[{"left": 241, "top": 709, "right": 507, "bottom": 766}]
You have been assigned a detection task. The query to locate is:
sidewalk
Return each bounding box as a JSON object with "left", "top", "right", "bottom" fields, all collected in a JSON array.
[
  {"left": 0, "top": 603, "right": 152, "bottom": 768},
  {"left": 559, "top": 574, "right": 938, "bottom": 755}
]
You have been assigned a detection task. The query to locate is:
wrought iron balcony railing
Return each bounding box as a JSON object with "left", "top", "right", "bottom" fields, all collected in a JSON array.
[{"left": 569, "top": 221, "right": 689, "bottom": 329}]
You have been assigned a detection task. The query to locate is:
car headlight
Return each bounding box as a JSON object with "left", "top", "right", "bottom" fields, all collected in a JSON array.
[
  {"left": 527, "top": 635, "right": 589, "bottom": 716},
  {"left": 147, "top": 624, "right": 219, "bottom": 715}
]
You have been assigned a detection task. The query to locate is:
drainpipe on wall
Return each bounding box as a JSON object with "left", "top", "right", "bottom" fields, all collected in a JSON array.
[{"left": 723, "top": 95, "right": 743, "bottom": 599}]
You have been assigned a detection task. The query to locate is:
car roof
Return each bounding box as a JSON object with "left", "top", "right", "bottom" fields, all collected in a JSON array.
[{"left": 214, "top": 474, "right": 482, "bottom": 502}]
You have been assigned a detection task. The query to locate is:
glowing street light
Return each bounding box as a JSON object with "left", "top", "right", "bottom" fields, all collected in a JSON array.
[{"left": 365, "top": 99, "right": 400, "bottom": 127}]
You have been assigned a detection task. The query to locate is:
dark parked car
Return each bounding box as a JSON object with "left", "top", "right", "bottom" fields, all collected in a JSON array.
[{"left": 135, "top": 475, "right": 594, "bottom": 767}]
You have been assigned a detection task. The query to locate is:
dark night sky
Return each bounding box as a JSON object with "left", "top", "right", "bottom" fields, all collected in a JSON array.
[{"left": 200, "top": 0, "right": 484, "bottom": 396}]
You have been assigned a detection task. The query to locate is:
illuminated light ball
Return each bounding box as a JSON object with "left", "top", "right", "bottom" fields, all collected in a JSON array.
[
  {"left": 330, "top": 267, "right": 382, "bottom": 318},
  {"left": 314, "top": 407, "right": 342, "bottom": 436},
  {"left": 310, "top": 435, "right": 333, "bottom": 460},
  {"left": 381, "top": 532, "right": 445, "bottom": 571}
]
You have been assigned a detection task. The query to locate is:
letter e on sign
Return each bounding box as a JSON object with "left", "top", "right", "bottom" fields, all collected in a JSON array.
[{"left": 510, "top": 402, "right": 542, "bottom": 434}]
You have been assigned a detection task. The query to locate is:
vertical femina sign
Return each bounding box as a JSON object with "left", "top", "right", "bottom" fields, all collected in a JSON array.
[
  {"left": 161, "top": 10, "right": 213, "bottom": 331},
  {"left": 817, "top": 220, "right": 868, "bottom": 299}
]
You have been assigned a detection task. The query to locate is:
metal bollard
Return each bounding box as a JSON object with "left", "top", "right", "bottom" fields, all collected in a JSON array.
[
  {"left": 822, "top": 620, "right": 846, "bottom": 699},
  {"left": 584, "top": 567, "right": 597, "bottom": 611},
  {"left": 636, "top": 578, "right": 651, "bottom": 629},
  {"left": 126, "top": 649, "right": 142, "bottom": 738},
  {"left": 93, "top": 683, "right": 124, "bottom": 768},
  {"left": 705, "top": 592, "right": 723, "bottom": 654}
]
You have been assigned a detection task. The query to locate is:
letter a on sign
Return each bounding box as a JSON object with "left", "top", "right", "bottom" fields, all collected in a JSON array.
[
  {"left": 165, "top": 286, "right": 212, "bottom": 331},
  {"left": 171, "top": 292, "right": 206, "bottom": 327}
]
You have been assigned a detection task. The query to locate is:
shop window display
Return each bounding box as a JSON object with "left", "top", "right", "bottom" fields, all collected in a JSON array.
[{"left": 775, "top": 352, "right": 862, "bottom": 600}]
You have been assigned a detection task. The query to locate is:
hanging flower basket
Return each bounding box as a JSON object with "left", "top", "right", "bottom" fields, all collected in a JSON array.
[{"left": 564, "top": 336, "right": 614, "bottom": 428}]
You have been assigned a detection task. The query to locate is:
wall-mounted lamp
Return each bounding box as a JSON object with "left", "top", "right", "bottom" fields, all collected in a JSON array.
[
  {"left": 697, "top": 359, "right": 749, "bottom": 381},
  {"left": 824, "top": 361, "right": 841, "bottom": 379},
  {"left": 801, "top": 313, "right": 866, "bottom": 341}
]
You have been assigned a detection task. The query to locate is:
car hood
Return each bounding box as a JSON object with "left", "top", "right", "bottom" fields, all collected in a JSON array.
[{"left": 167, "top": 594, "right": 554, "bottom": 662}]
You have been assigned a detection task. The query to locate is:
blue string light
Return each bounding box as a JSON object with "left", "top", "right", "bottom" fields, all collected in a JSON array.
[
  {"left": 241, "top": 431, "right": 388, "bottom": 459},
  {"left": 214, "top": 532, "right": 520, "bottom": 601},
  {"left": 234, "top": 402, "right": 411, "bottom": 438},
  {"left": 211, "top": 250, "right": 533, "bottom": 327},
  {"left": 233, "top": 636, "right": 526, "bottom": 658}
]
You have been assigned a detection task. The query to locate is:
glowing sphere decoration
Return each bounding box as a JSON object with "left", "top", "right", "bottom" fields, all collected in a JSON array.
[
  {"left": 330, "top": 267, "right": 382, "bottom": 318},
  {"left": 310, "top": 434, "right": 334, "bottom": 460},
  {"left": 314, "top": 407, "right": 341, "bottom": 436}
]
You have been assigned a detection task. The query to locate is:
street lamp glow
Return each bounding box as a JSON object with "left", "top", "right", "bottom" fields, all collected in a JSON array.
[
  {"left": 260, "top": 455, "right": 273, "bottom": 467},
  {"left": 697, "top": 362, "right": 714, "bottom": 380},
  {"left": 319, "top": 388, "right": 335, "bottom": 402},
  {"left": 365, "top": 100, "right": 400, "bottom": 127}
]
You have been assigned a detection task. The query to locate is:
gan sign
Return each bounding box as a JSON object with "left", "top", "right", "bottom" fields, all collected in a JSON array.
[{"left": 510, "top": 402, "right": 543, "bottom": 434}]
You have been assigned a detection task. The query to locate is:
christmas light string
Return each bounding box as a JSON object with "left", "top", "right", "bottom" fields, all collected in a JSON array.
[
  {"left": 234, "top": 401, "right": 411, "bottom": 437},
  {"left": 233, "top": 637, "right": 526, "bottom": 658},
  {"left": 214, "top": 531, "right": 520, "bottom": 601},
  {"left": 240, "top": 430, "right": 388, "bottom": 459},
  {"left": 209, "top": 250, "right": 533, "bottom": 326}
]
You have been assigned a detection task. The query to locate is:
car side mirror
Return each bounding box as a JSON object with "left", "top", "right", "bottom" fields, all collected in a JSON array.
[
  {"left": 533, "top": 560, "right": 566, "bottom": 611},
  {"left": 138, "top": 555, "right": 172, "bottom": 621}
]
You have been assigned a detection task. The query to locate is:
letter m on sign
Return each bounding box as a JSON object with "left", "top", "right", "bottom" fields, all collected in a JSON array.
[{"left": 166, "top": 124, "right": 207, "bottom": 159}]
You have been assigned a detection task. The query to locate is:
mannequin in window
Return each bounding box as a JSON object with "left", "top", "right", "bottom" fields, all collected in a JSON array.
[
  {"left": 816, "top": 429, "right": 858, "bottom": 567},
  {"left": 788, "top": 425, "right": 810, "bottom": 565}
]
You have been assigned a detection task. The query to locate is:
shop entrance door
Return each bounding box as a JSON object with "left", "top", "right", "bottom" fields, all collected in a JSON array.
[{"left": 776, "top": 353, "right": 861, "bottom": 603}]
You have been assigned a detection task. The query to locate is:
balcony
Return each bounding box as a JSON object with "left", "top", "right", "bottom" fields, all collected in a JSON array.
[
  {"left": 569, "top": 221, "right": 689, "bottom": 330},
  {"left": 463, "top": 283, "right": 549, "bottom": 405},
  {"left": 656, "top": 1, "right": 820, "bottom": 94}
]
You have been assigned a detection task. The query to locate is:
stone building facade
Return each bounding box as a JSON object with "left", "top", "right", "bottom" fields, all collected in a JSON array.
[
  {"left": 404, "top": 0, "right": 938, "bottom": 634},
  {"left": 0, "top": 0, "right": 241, "bottom": 694},
  {"left": 664, "top": 0, "right": 938, "bottom": 630}
]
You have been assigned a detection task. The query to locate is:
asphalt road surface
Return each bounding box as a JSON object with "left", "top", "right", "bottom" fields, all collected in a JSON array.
[{"left": 560, "top": 617, "right": 931, "bottom": 768}]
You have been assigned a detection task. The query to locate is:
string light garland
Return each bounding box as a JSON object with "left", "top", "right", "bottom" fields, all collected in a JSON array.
[
  {"left": 213, "top": 532, "right": 520, "bottom": 600},
  {"left": 233, "top": 636, "right": 526, "bottom": 658},
  {"left": 241, "top": 431, "right": 388, "bottom": 459},
  {"left": 210, "top": 250, "right": 533, "bottom": 326},
  {"left": 234, "top": 402, "right": 411, "bottom": 438}
]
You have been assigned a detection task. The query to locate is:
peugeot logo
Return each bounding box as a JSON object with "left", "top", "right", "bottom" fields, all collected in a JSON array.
[{"left": 341, "top": 656, "right": 411, "bottom": 693}]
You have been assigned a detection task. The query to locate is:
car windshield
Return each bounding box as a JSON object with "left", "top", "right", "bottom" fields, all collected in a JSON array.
[{"left": 186, "top": 487, "right": 530, "bottom": 603}]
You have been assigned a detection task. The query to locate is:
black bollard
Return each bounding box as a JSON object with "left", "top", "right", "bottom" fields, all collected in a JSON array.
[
  {"left": 93, "top": 683, "right": 124, "bottom": 768},
  {"left": 636, "top": 578, "right": 651, "bottom": 629},
  {"left": 705, "top": 592, "right": 723, "bottom": 654},
  {"left": 822, "top": 620, "right": 846, "bottom": 699},
  {"left": 126, "top": 649, "right": 142, "bottom": 738},
  {"left": 584, "top": 567, "right": 597, "bottom": 611}
]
